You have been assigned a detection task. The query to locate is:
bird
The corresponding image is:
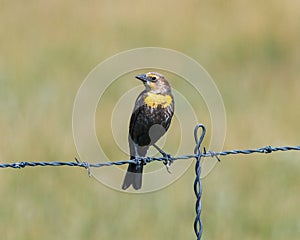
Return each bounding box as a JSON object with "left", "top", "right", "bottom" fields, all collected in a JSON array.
[{"left": 122, "top": 72, "right": 175, "bottom": 190}]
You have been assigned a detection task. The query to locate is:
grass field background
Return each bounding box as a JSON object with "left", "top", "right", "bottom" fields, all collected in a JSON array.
[{"left": 1, "top": 1, "right": 300, "bottom": 239}]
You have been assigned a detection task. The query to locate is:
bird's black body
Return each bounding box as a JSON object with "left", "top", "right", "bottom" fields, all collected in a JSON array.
[{"left": 122, "top": 72, "right": 174, "bottom": 190}]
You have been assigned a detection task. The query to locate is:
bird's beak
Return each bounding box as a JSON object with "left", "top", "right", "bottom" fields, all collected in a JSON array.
[{"left": 135, "top": 74, "right": 148, "bottom": 83}]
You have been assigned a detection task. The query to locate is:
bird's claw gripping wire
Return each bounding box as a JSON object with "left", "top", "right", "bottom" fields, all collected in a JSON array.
[
  {"left": 132, "top": 156, "right": 148, "bottom": 170},
  {"left": 163, "top": 154, "right": 173, "bottom": 174},
  {"left": 153, "top": 144, "right": 173, "bottom": 174}
]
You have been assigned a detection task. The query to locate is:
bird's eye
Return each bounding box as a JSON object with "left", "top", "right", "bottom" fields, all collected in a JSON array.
[{"left": 151, "top": 76, "right": 157, "bottom": 81}]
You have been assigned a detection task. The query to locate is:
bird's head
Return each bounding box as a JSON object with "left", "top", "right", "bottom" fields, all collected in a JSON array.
[{"left": 135, "top": 72, "right": 171, "bottom": 94}]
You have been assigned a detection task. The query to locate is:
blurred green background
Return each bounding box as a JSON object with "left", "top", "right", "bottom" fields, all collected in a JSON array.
[{"left": 1, "top": 0, "right": 300, "bottom": 239}]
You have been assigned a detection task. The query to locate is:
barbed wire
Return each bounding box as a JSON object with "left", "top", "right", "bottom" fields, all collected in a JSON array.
[
  {"left": 2, "top": 145, "right": 299, "bottom": 170},
  {"left": 1, "top": 124, "right": 300, "bottom": 240}
]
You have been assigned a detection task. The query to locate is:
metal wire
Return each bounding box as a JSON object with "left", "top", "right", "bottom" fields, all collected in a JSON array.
[
  {"left": 193, "top": 124, "right": 205, "bottom": 240},
  {"left": 1, "top": 124, "right": 300, "bottom": 240},
  {"left": 2, "top": 144, "right": 299, "bottom": 171}
]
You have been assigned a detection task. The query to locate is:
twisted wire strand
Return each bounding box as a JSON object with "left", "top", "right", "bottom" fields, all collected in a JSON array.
[
  {"left": 193, "top": 124, "right": 205, "bottom": 239},
  {"left": 1, "top": 145, "right": 299, "bottom": 170}
]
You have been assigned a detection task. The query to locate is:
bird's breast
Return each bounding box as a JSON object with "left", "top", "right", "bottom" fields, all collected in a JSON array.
[{"left": 144, "top": 92, "right": 173, "bottom": 109}]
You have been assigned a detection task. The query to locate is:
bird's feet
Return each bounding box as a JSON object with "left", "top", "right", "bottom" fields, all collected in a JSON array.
[
  {"left": 132, "top": 156, "right": 147, "bottom": 170},
  {"left": 163, "top": 154, "right": 173, "bottom": 174},
  {"left": 153, "top": 144, "right": 173, "bottom": 174}
]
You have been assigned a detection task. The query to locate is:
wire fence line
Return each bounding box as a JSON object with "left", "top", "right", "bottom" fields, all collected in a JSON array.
[
  {"left": 2, "top": 146, "right": 300, "bottom": 170},
  {"left": 1, "top": 124, "right": 300, "bottom": 240}
]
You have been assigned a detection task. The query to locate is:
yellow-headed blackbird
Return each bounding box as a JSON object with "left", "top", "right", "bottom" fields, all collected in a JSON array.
[{"left": 122, "top": 72, "right": 174, "bottom": 190}]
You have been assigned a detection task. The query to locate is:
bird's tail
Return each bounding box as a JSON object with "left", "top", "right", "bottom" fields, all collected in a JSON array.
[{"left": 122, "top": 156, "right": 144, "bottom": 190}]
